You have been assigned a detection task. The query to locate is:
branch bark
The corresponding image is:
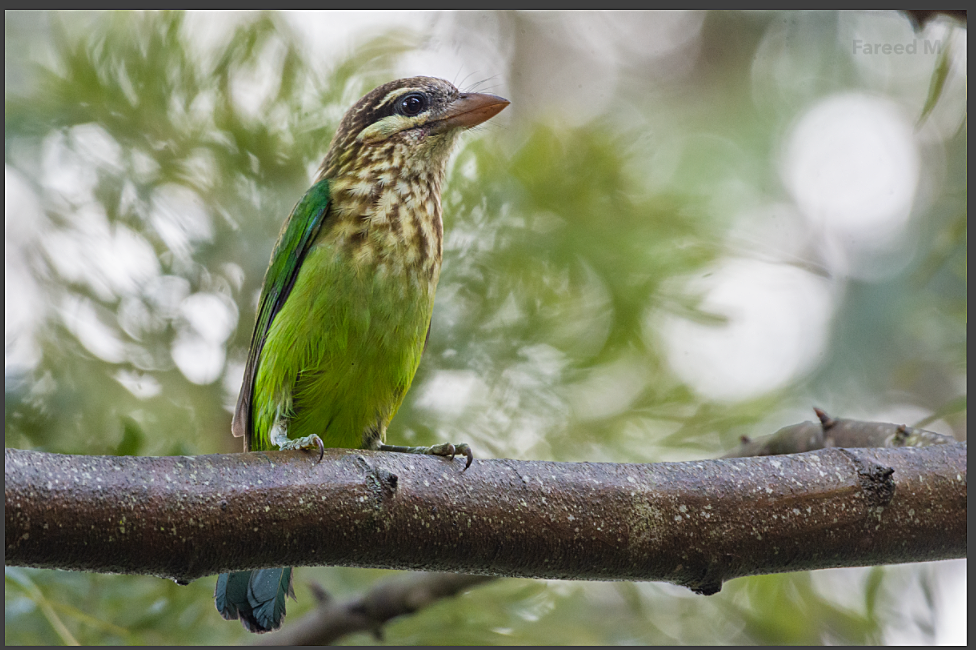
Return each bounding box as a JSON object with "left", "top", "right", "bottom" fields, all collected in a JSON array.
[{"left": 5, "top": 441, "right": 966, "bottom": 595}]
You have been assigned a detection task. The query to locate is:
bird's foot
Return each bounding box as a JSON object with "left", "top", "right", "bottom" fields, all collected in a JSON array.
[
  {"left": 275, "top": 433, "right": 325, "bottom": 462},
  {"left": 379, "top": 442, "right": 473, "bottom": 470}
]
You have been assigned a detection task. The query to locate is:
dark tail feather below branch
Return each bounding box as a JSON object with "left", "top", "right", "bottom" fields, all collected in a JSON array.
[{"left": 215, "top": 567, "right": 295, "bottom": 634}]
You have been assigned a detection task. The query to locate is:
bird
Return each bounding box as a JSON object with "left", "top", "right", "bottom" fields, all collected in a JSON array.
[{"left": 213, "top": 76, "right": 509, "bottom": 633}]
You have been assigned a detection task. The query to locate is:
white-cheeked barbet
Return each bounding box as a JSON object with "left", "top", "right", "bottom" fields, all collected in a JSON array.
[{"left": 214, "top": 77, "right": 509, "bottom": 633}]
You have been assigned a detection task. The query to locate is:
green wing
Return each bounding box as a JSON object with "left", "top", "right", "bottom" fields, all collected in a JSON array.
[{"left": 232, "top": 179, "right": 332, "bottom": 450}]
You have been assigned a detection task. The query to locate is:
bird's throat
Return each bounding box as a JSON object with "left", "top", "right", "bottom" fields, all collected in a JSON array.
[{"left": 322, "top": 143, "right": 446, "bottom": 283}]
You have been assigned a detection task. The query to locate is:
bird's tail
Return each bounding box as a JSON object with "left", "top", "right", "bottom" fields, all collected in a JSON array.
[{"left": 215, "top": 568, "right": 295, "bottom": 634}]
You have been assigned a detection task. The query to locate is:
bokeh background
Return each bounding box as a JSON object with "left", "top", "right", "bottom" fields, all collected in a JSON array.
[{"left": 4, "top": 10, "right": 966, "bottom": 645}]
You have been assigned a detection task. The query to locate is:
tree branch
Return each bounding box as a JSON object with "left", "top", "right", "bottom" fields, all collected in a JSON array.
[
  {"left": 257, "top": 572, "right": 494, "bottom": 646},
  {"left": 722, "top": 408, "right": 957, "bottom": 457},
  {"left": 5, "top": 440, "right": 966, "bottom": 595},
  {"left": 258, "top": 409, "right": 965, "bottom": 644}
]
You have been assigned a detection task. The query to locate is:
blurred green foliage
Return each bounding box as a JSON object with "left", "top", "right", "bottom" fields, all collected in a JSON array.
[{"left": 5, "top": 10, "right": 965, "bottom": 645}]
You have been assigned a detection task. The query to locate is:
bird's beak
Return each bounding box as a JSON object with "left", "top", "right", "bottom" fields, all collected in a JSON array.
[{"left": 432, "top": 93, "right": 510, "bottom": 132}]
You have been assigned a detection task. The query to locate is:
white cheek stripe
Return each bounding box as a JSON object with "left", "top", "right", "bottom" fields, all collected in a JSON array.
[{"left": 358, "top": 114, "right": 421, "bottom": 143}]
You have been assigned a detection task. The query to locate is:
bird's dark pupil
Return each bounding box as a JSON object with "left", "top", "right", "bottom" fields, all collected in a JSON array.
[{"left": 401, "top": 94, "right": 425, "bottom": 115}]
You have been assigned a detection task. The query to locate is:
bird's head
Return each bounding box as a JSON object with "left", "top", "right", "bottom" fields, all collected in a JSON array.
[{"left": 319, "top": 77, "right": 509, "bottom": 180}]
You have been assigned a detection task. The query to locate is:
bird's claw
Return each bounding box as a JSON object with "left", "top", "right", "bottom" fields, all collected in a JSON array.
[
  {"left": 277, "top": 434, "right": 325, "bottom": 463},
  {"left": 426, "top": 442, "right": 473, "bottom": 470},
  {"left": 378, "top": 442, "right": 474, "bottom": 470}
]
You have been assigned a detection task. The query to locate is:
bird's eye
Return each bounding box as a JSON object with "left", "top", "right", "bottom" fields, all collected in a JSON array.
[{"left": 397, "top": 92, "right": 428, "bottom": 117}]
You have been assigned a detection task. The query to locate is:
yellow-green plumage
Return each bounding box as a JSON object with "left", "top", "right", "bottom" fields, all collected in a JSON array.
[
  {"left": 254, "top": 243, "right": 433, "bottom": 450},
  {"left": 216, "top": 76, "right": 508, "bottom": 633}
]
